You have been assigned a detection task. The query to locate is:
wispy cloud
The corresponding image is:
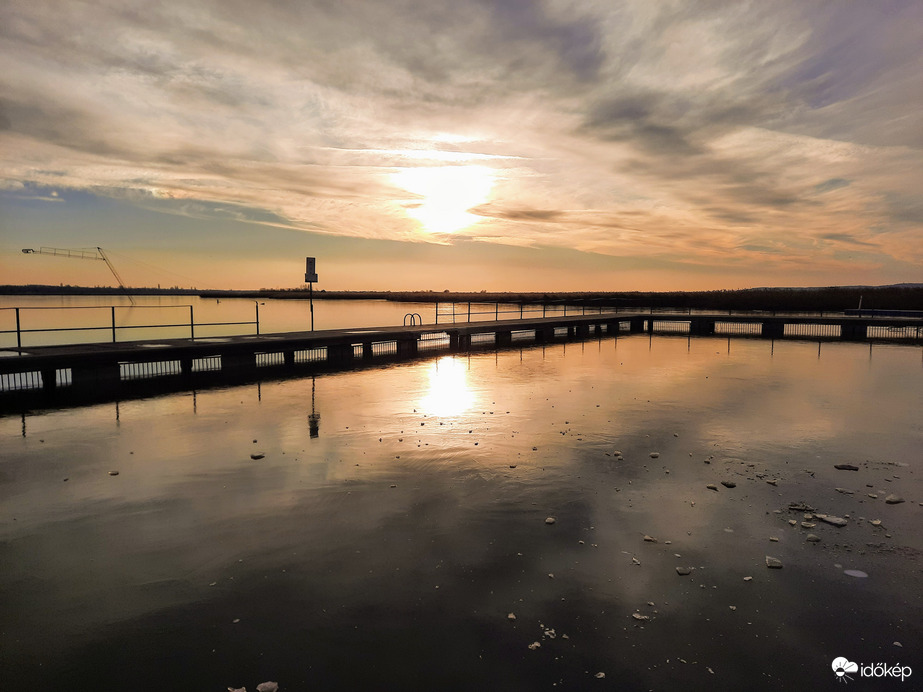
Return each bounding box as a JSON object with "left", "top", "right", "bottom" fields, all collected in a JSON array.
[{"left": 1, "top": 0, "right": 921, "bottom": 287}]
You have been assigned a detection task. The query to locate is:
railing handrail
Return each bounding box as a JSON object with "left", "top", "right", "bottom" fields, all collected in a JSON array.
[
  {"left": 2, "top": 303, "right": 261, "bottom": 350},
  {"left": 0, "top": 304, "right": 195, "bottom": 311}
]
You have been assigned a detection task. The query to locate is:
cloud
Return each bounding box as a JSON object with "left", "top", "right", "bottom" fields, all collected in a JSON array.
[{"left": 0, "top": 0, "right": 920, "bottom": 286}]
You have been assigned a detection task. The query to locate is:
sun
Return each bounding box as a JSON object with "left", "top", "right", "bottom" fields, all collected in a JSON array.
[{"left": 392, "top": 165, "right": 494, "bottom": 234}]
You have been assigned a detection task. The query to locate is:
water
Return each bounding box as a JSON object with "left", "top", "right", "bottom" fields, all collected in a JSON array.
[
  {"left": 0, "top": 295, "right": 447, "bottom": 348},
  {"left": 0, "top": 295, "right": 567, "bottom": 349},
  {"left": 2, "top": 334, "right": 921, "bottom": 690}
]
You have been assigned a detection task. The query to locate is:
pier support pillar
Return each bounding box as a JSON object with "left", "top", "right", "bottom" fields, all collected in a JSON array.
[
  {"left": 575, "top": 324, "right": 590, "bottom": 338},
  {"left": 841, "top": 322, "right": 868, "bottom": 340},
  {"left": 629, "top": 317, "right": 645, "bottom": 333},
  {"left": 690, "top": 319, "right": 716, "bottom": 336},
  {"left": 41, "top": 368, "right": 57, "bottom": 392},
  {"left": 327, "top": 343, "right": 354, "bottom": 363},
  {"left": 594, "top": 324, "right": 603, "bottom": 336},
  {"left": 496, "top": 331, "right": 512, "bottom": 346},
  {"left": 284, "top": 351, "right": 295, "bottom": 367},
  {"left": 761, "top": 321, "right": 784, "bottom": 339},
  {"left": 180, "top": 357, "right": 193, "bottom": 376},
  {"left": 537, "top": 326, "right": 555, "bottom": 343},
  {"left": 450, "top": 333, "right": 471, "bottom": 351},
  {"left": 362, "top": 343, "right": 374, "bottom": 359},
  {"left": 72, "top": 363, "right": 121, "bottom": 389},
  {"left": 223, "top": 352, "right": 256, "bottom": 372},
  {"left": 396, "top": 339, "right": 418, "bottom": 357}
]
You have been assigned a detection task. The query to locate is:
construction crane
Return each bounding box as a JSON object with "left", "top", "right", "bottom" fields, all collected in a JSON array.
[{"left": 22, "top": 246, "right": 135, "bottom": 304}]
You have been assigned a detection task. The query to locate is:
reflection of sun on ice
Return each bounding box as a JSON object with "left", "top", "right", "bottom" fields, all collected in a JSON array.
[
  {"left": 392, "top": 166, "right": 494, "bottom": 234},
  {"left": 420, "top": 357, "right": 474, "bottom": 417}
]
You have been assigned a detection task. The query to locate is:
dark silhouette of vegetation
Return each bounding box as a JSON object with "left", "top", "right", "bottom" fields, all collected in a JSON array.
[{"left": 2, "top": 284, "right": 921, "bottom": 312}]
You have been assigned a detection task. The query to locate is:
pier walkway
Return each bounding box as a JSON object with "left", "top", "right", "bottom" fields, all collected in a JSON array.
[{"left": 2, "top": 311, "right": 921, "bottom": 397}]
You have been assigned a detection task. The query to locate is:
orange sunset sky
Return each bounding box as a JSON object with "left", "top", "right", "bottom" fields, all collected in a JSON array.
[{"left": 1, "top": 1, "right": 921, "bottom": 291}]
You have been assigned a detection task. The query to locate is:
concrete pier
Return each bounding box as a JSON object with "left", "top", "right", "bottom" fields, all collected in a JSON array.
[{"left": 2, "top": 311, "right": 921, "bottom": 401}]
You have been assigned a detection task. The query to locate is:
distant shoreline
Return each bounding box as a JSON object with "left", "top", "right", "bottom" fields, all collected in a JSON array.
[{"left": 2, "top": 284, "right": 921, "bottom": 312}]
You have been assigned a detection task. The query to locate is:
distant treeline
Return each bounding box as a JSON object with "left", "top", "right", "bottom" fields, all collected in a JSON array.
[
  {"left": 3, "top": 284, "right": 922, "bottom": 312},
  {"left": 0, "top": 284, "right": 199, "bottom": 296}
]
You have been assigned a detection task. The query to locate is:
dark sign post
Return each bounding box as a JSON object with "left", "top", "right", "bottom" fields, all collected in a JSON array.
[{"left": 305, "top": 257, "right": 318, "bottom": 331}]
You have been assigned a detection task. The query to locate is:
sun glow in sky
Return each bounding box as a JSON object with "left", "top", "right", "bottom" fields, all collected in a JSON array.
[
  {"left": 392, "top": 166, "right": 495, "bottom": 235},
  {"left": 0, "top": 0, "right": 921, "bottom": 291}
]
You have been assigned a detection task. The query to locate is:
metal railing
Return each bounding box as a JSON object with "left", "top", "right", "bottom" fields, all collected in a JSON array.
[
  {"left": 434, "top": 301, "right": 610, "bottom": 324},
  {"left": 1, "top": 303, "right": 261, "bottom": 350}
]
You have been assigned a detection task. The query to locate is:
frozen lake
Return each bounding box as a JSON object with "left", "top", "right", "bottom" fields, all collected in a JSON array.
[{"left": 2, "top": 333, "right": 921, "bottom": 690}]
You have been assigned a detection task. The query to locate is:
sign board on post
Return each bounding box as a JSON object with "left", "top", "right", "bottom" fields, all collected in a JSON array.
[{"left": 305, "top": 257, "right": 318, "bottom": 283}]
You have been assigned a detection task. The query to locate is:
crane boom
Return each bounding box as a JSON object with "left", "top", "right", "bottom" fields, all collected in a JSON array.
[{"left": 22, "top": 246, "right": 135, "bottom": 304}]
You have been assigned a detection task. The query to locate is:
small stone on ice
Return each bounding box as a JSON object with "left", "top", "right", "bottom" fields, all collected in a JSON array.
[
  {"left": 884, "top": 494, "right": 905, "bottom": 504},
  {"left": 729, "top": 605, "right": 737, "bottom": 611},
  {"left": 871, "top": 519, "right": 882, "bottom": 526},
  {"left": 256, "top": 683, "right": 279, "bottom": 692},
  {"left": 769, "top": 537, "right": 779, "bottom": 542},
  {"left": 632, "top": 557, "right": 641, "bottom": 565},
  {"left": 595, "top": 672, "right": 606, "bottom": 679},
  {"left": 806, "top": 534, "right": 821, "bottom": 542},
  {"left": 834, "top": 464, "right": 859, "bottom": 471},
  {"left": 707, "top": 484, "right": 718, "bottom": 491},
  {"left": 743, "top": 576, "right": 753, "bottom": 582},
  {"left": 548, "top": 573, "right": 554, "bottom": 579},
  {"left": 508, "top": 612, "right": 516, "bottom": 620},
  {"left": 108, "top": 471, "right": 119, "bottom": 476},
  {"left": 528, "top": 642, "right": 541, "bottom": 650},
  {"left": 545, "top": 516, "right": 556, "bottom": 525},
  {"left": 766, "top": 556, "right": 783, "bottom": 569},
  {"left": 721, "top": 481, "right": 736, "bottom": 488},
  {"left": 894, "top": 641, "right": 902, "bottom": 647},
  {"left": 819, "top": 515, "right": 848, "bottom": 527},
  {"left": 632, "top": 612, "right": 650, "bottom": 621},
  {"left": 650, "top": 452, "right": 660, "bottom": 458},
  {"left": 228, "top": 688, "right": 246, "bottom": 692},
  {"left": 676, "top": 566, "right": 693, "bottom": 576},
  {"left": 250, "top": 453, "right": 265, "bottom": 460},
  {"left": 643, "top": 535, "right": 657, "bottom": 542}
]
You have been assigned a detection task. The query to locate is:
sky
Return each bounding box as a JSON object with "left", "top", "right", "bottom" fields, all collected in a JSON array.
[{"left": 1, "top": 0, "right": 921, "bottom": 291}]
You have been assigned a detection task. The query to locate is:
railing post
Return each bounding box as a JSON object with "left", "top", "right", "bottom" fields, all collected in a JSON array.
[
  {"left": 255, "top": 301, "right": 260, "bottom": 336},
  {"left": 111, "top": 306, "right": 117, "bottom": 343},
  {"left": 467, "top": 302, "right": 471, "bottom": 322},
  {"left": 543, "top": 304, "right": 546, "bottom": 318},
  {"left": 520, "top": 304, "right": 523, "bottom": 319},
  {"left": 495, "top": 303, "right": 499, "bottom": 320},
  {"left": 435, "top": 302, "right": 439, "bottom": 325},
  {"left": 190, "top": 305, "right": 195, "bottom": 339},
  {"left": 15, "top": 307, "right": 21, "bottom": 350}
]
